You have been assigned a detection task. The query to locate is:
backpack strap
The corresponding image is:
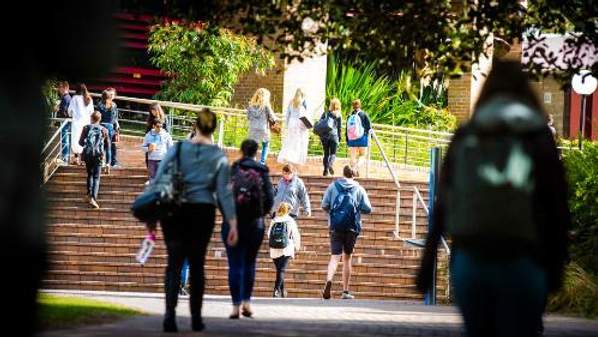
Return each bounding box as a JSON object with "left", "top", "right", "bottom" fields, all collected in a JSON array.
[{"left": 175, "top": 141, "right": 183, "bottom": 169}]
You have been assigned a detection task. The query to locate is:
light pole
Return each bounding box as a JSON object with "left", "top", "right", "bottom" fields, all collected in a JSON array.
[{"left": 571, "top": 71, "right": 597, "bottom": 150}]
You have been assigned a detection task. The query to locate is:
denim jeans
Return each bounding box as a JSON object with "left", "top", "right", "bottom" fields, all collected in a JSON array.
[
  {"left": 147, "top": 160, "right": 161, "bottom": 181},
  {"left": 321, "top": 137, "right": 338, "bottom": 172},
  {"left": 260, "top": 141, "right": 269, "bottom": 165},
  {"left": 100, "top": 123, "right": 116, "bottom": 166},
  {"left": 222, "top": 220, "right": 265, "bottom": 305},
  {"left": 85, "top": 162, "right": 101, "bottom": 199},
  {"left": 61, "top": 122, "right": 71, "bottom": 161},
  {"left": 273, "top": 255, "right": 291, "bottom": 292},
  {"left": 451, "top": 249, "right": 547, "bottom": 337},
  {"left": 161, "top": 203, "right": 215, "bottom": 319}
]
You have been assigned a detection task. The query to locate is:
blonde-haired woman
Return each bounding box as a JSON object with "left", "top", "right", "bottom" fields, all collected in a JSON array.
[
  {"left": 268, "top": 202, "right": 301, "bottom": 298},
  {"left": 247, "top": 88, "right": 276, "bottom": 165},
  {"left": 277, "top": 88, "right": 311, "bottom": 165},
  {"left": 318, "top": 98, "right": 343, "bottom": 176}
]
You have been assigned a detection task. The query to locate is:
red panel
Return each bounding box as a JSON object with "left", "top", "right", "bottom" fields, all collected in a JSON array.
[
  {"left": 592, "top": 93, "right": 598, "bottom": 141},
  {"left": 569, "top": 92, "right": 597, "bottom": 140},
  {"left": 569, "top": 92, "right": 582, "bottom": 139},
  {"left": 114, "top": 67, "right": 165, "bottom": 78}
]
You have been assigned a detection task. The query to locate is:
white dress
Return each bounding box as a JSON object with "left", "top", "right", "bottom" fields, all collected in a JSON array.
[
  {"left": 277, "top": 104, "right": 311, "bottom": 165},
  {"left": 68, "top": 95, "right": 94, "bottom": 155}
]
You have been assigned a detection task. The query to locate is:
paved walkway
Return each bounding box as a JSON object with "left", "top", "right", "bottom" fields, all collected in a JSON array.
[{"left": 38, "top": 290, "right": 598, "bottom": 337}]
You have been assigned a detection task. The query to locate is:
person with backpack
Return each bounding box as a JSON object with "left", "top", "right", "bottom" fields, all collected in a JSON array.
[
  {"left": 346, "top": 99, "right": 371, "bottom": 177},
  {"left": 314, "top": 98, "right": 343, "bottom": 176},
  {"left": 273, "top": 164, "right": 311, "bottom": 220},
  {"left": 150, "top": 108, "right": 238, "bottom": 333},
  {"left": 416, "top": 60, "right": 570, "bottom": 337},
  {"left": 321, "top": 165, "right": 372, "bottom": 300},
  {"left": 142, "top": 119, "right": 174, "bottom": 182},
  {"left": 224, "top": 139, "right": 274, "bottom": 319},
  {"left": 268, "top": 202, "right": 301, "bottom": 298},
  {"left": 69, "top": 83, "right": 94, "bottom": 165},
  {"left": 97, "top": 89, "right": 120, "bottom": 172},
  {"left": 78, "top": 111, "right": 109, "bottom": 209}
]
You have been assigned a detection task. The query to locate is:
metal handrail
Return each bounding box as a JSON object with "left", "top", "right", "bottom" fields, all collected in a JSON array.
[
  {"left": 370, "top": 130, "right": 402, "bottom": 239},
  {"left": 411, "top": 186, "right": 451, "bottom": 255},
  {"left": 41, "top": 119, "right": 71, "bottom": 184}
]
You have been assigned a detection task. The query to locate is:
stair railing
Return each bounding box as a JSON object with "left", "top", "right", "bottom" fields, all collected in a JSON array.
[
  {"left": 41, "top": 118, "right": 71, "bottom": 184},
  {"left": 369, "top": 130, "right": 403, "bottom": 239}
]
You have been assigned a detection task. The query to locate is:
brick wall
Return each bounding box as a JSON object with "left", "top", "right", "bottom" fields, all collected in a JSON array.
[
  {"left": 232, "top": 62, "right": 285, "bottom": 111},
  {"left": 530, "top": 76, "right": 566, "bottom": 136},
  {"left": 447, "top": 74, "right": 473, "bottom": 122}
]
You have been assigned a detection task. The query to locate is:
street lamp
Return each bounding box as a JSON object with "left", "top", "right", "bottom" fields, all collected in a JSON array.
[{"left": 571, "top": 71, "right": 597, "bottom": 150}]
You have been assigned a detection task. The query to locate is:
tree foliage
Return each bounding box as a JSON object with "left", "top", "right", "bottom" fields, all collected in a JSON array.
[
  {"left": 165, "top": 1, "right": 597, "bottom": 83},
  {"left": 148, "top": 22, "right": 274, "bottom": 106}
]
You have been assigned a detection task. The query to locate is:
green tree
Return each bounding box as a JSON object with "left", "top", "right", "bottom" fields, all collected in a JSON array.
[{"left": 148, "top": 22, "right": 274, "bottom": 106}]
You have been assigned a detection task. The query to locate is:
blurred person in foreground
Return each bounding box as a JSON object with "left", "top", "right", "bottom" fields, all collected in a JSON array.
[{"left": 416, "top": 60, "right": 570, "bottom": 337}]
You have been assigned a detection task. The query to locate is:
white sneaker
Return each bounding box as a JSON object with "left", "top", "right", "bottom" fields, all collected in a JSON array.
[
  {"left": 144, "top": 180, "right": 151, "bottom": 186},
  {"left": 341, "top": 291, "right": 354, "bottom": 300}
]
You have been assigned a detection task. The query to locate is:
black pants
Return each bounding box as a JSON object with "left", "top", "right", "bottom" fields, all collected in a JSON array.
[
  {"left": 321, "top": 137, "right": 338, "bottom": 171},
  {"left": 85, "top": 162, "right": 101, "bottom": 199},
  {"left": 273, "top": 255, "right": 291, "bottom": 292},
  {"left": 161, "top": 203, "right": 215, "bottom": 319}
]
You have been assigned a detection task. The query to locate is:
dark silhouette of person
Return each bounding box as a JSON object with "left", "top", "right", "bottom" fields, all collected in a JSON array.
[{"left": 417, "top": 60, "right": 570, "bottom": 337}]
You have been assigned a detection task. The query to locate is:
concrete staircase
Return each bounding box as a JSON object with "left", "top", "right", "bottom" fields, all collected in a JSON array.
[{"left": 43, "top": 137, "right": 448, "bottom": 300}]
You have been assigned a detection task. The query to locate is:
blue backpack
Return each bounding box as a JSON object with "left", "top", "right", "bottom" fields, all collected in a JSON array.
[{"left": 329, "top": 181, "right": 359, "bottom": 232}]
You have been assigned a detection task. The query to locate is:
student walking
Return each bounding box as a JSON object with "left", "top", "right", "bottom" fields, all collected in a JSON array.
[
  {"left": 149, "top": 108, "right": 238, "bottom": 333},
  {"left": 224, "top": 139, "right": 274, "bottom": 319},
  {"left": 416, "top": 60, "right": 570, "bottom": 337},
  {"left": 246, "top": 88, "right": 277, "bottom": 165},
  {"left": 78, "top": 111, "right": 109, "bottom": 209},
  {"left": 316, "top": 98, "right": 343, "bottom": 176},
  {"left": 69, "top": 84, "right": 94, "bottom": 165},
  {"left": 142, "top": 119, "right": 173, "bottom": 181},
  {"left": 273, "top": 164, "right": 311, "bottom": 220},
  {"left": 268, "top": 202, "right": 301, "bottom": 298},
  {"left": 97, "top": 89, "right": 120, "bottom": 171},
  {"left": 346, "top": 99, "right": 371, "bottom": 176},
  {"left": 278, "top": 88, "right": 312, "bottom": 165},
  {"left": 321, "top": 165, "right": 372, "bottom": 300},
  {"left": 55, "top": 81, "right": 72, "bottom": 164}
]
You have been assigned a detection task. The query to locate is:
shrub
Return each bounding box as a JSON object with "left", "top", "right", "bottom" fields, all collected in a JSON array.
[
  {"left": 148, "top": 22, "right": 274, "bottom": 106},
  {"left": 548, "top": 262, "right": 598, "bottom": 318}
]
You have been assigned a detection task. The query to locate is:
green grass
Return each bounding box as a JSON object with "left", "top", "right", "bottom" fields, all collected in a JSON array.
[
  {"left": 38, "top": 294, "right": 143, "bottom": 330},
  {"left": 548, "top": 263, "right": 598, "bottom": 319}
]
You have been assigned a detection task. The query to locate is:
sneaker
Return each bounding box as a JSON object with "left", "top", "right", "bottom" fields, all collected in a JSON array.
[
  {"left": 56, "top": 158, "right": 67, "bottom": 166},
  {"left": 89, "top": 198, "right": 100, "bottom": 209},
  {"left": 322, "top": 280, "right": 332, "bottom": 300},
  {"left": 329, "top": 167, "right": 335, "bottom": 175},
  {"left": 341, "top": 291, "right": 354, "bottom": 300},
  {"left": 273, "top": 288, "right": 282, "bottom": 298},
  {"left": 323, "top": 169, "right": 329, "bottom": 177},
  {"left": 111, "top": 164, "right": 123, "bottom": 169},
  {"left": 144, "top": 180, "right": 151, "bottom": 186}
]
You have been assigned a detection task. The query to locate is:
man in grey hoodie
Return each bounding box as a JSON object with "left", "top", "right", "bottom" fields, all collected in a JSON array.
[
  {"left": 273, "top": 164, "right": 311, "bottom": 219},
  {"left": 321, "top": 165, "right": 372, "bottom": 300}
]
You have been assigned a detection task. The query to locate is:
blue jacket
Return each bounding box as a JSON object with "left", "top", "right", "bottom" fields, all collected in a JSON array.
[{"left": 321, "top": 178, "right": 372, "bottom": 233}]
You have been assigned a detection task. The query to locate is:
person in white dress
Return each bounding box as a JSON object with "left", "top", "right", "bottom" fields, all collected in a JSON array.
[
  {"left": 68, "top": 84, "right": 94, "bottom": 165},
  {"left": 278, "top": 88, "right": 311, "bottom": 165}
]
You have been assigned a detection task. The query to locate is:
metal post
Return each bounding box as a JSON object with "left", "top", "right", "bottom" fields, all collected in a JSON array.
[
  {"left": 217, "top": 115, "right": 225, "bottom": 148},
  {"left": 404, "top": 134, "right": 408, "bottom": 165},
  {"left": 395, "top": 190, "right": 401, "bottom": 238},
  {"left": 425, "top": 147, "right": 442, "bottom": 305},
  {"left": 579, "top": 94, "right": 587, "bottom": 150},
  {"left": 366, "top": 132, "right": 372, "bottom": 178},
  {"left": 412, "top": 192, "right": 417, "bottom": 239}
]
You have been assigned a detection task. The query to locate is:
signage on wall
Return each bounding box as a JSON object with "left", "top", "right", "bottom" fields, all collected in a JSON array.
[{"left": 544, "top": 92, "right": 552, "bottom": 104}]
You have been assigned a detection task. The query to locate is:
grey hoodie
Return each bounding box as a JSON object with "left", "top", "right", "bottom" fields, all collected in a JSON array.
[
  {"left": 153, "top": 141, "right": 236, "bottom": 222},
  {"left": 321, "top": 178, "right": 372, "bottom": 233},
  {"left": 247, "top": 105, "right": 276, "bottom": 142}
]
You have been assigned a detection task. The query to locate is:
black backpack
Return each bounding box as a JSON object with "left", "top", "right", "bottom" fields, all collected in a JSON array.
[
  {"left": 445, "top": 131, "right": 538, "bottom": 244},
  {"left": 329, "top": 181, "right": 359, "bottom": 232},
  {"left": 269, "top": 221, "right": 289, "bottom": 248},
  {"left": 82, "top": 125, "right": 105, "bottom": 165},
  {"left": 314, "top": 113, "right": 335, "bottom": 138},
  {"left": 232, "top": 165, "right": 265, "bottom": 221}
]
